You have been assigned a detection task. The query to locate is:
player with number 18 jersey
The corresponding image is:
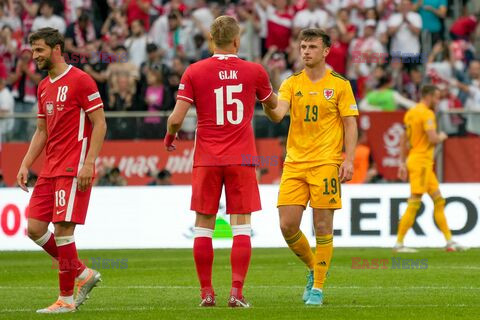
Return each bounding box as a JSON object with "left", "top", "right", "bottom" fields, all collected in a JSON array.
[{"left": 30, "top": 65, "right": 104, "bottom": 225}]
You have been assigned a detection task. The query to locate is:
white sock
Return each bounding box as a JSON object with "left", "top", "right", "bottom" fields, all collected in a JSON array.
[
  {"left": 59, "top": 295, "right": 74, "bottom": 305},
  {"left": 76, "top": 268, "right": 89, "bottom": 280},
  {"left": 231, "top": 224, "right": 251, "bottom": 237},
  {"left": 312, "top": 288, "right": 323, "bottom": 292}
]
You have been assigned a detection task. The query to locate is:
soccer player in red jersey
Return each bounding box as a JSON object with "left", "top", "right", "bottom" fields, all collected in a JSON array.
[
  {"left": 16, "top": 28, "right": 107, "bottom": 313},
  {"left": 165, "top": 16, "right": 278, "bottom": 308}
]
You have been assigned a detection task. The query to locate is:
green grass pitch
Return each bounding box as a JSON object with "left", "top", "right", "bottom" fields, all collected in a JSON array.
[{"left": 1, "top": 248, "right": 479, "bottom": 319}]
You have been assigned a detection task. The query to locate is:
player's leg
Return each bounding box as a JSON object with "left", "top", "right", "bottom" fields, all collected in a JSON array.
[
  {"left": 50, "top": 177, "right": 99, "bottom": 311},
  {"left": 193, "top": 213, "right": 217, "bottom": 306},
  {"left": 224, "top": 165, "right": 259, "bottom": 308},
  {"left": 191, "top": 166, "right": 223, "bottom": 306},
  {"left": 278, "top": 164, "right": 314, "bottom": 302},
  {"left": 306, "top": 208, "right": 334, "bottom": 306},
  {"left": 305, "top": 164, "right": 341, "bottom": 306},
  {"left": 395, "top": 193, "right": 422, "bottom": 251},
  {"left": 278, "top": 164, "right": 313, "bottom": 269},
  {"left": 427, "top": 174, "right": 466, "bottom": 251},
  {"left": 394, "top": 163, "right": 425, "bottom": 252},
  {"left": 228, "top": 213, "right": 252, "bottom": 307},
  {"left": 27, "top": 177, "right": 58, "bottom": 258},
  {"left": 36, "top": 221, "right": 77, "bottom": 313}
]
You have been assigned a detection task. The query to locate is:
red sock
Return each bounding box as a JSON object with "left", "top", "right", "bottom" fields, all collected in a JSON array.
[
  {"left": 36, "top": 232, "right": 86, "bottom": 277},
  {"left": 230, "top": 235, "right": 251, "bottom": 298},
  {"left": 41, "top": 232, "right": 58, "bottom": 258},
  {"left": 193, "top": 231, "right": 214, "bottom": 297},
  {"left": 57, "top": 238, "right": 82, "bottom": 296}
]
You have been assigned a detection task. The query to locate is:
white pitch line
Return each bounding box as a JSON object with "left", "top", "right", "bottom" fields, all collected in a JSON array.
[
  {"left": 0, "top": 304, "right": 472, "bottom": 313},
  {"left": 0, "top": 285, "right": 479, "bottom": 290}
]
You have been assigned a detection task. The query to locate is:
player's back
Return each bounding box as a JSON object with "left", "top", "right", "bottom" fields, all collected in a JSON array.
[
  {"left": 177, "top": 54, "right": 272, "bottom": 166},
  {"left": 404, "top": 102, "right": 436, "bottom": 163}
]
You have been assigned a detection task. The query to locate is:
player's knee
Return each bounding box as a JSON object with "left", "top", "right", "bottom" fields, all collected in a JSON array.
[
  {"left": 433, "top": 197, "right": 446, "bottom": 209},
  {"left": 27, "top": 225, "right": 46, "bottom": 241},
  {"left": 314, "top": 220, "right": 332, "bottom": 236},
  {"left": 280, "top": 222, "right": 299, "bottom": 238}
]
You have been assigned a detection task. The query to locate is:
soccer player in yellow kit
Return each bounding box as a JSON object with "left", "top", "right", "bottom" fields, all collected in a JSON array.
[
  {"left": 263, "top": 29, "right": 358, "bottom": 306},
  {"left": 395, "top": 85, "right": 465, "bottom": 252}
]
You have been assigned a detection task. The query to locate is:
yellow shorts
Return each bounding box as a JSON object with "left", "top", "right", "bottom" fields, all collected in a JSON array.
[
  {"left": 408, "top": 163, "right": 439, "bottom": 195},
  {"left": 277, "top": 163, "right": 341, "bottom": 209}
]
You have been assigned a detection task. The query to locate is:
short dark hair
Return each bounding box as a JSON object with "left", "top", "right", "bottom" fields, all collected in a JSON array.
[
  {"left": 146, "top": 43, "right": 158, "bottom": 53},
  {"left": 299, "top": 28, "right": 331, "bottom": 48},
  {"left": 29, "top": 27, "right": 64, "bottom": 53},
  {"left": 421, "top": 84, "right": 438, "bottom": 98},
  {"left": 114, "top": 45, "right": 127, "bottom": 52}
]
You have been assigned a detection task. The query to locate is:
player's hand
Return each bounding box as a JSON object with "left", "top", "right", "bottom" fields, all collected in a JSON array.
[
  {"left": 339, "top": 159, "right": 354, "bottom": 183},
  {"left": 398, "top": 163, "right": 408, "bottom": 181},
  {"left": 164, "top": 133, "right": 177, "bottom": 151},
  {"left": 16, "top": 166, "right": 29, "bottom": 192},
  {"left": 438, "top": 132, "right": 448, "bottom": 142},
  {"left": 77, "top": 163, "right": 94, "bottom": 192}
]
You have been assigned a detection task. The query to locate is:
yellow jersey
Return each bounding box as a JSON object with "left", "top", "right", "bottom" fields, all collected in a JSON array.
[
  {"left": 404, "top": 102, "right": 436, "bottom": 165},
  {"left": 278, "top": 69, "right": 358, "bottom": 168}
]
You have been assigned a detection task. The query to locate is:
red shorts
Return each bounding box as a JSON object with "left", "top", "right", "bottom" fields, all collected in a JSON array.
[
  {"left": 191, "top": 166, "right": 261, "bottom": 214},
  {"left": 28, "top": 176, "right": 91, "bottom": 224}
]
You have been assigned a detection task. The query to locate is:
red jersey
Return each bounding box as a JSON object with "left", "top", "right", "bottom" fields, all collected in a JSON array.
[
  {"left": 37, "top": 65, "right": 104, "bottom": 177},
  {"left": 450, "top": 16, "right": 478, "bottom": 37},
  {"left": 177, "top": 54, "right": 272, "bottom": 167},
  {"left": 265, "top": 6, "right": 293, "bottom": 51}
]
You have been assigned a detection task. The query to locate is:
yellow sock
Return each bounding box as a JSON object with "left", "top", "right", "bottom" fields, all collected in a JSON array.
[
  {"left": 397, "top": 199, "right": 421, "bottom": 243},
  {"left": 433, "top": 196, "right": 452, "bottom": 241},
  {"left": 313, "top": 234, "right": 333, "bottom": 289},
  {"left": 284, "top": 230, "right": 315, "bottom": 270}
]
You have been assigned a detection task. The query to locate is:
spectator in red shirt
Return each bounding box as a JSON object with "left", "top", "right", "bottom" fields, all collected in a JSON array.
[
  {"left": 258, "top": 0, "right": 294, "bottom": 52},
  {"left": 450, "top": 11, "right": 480, "bottom": 40},
  {"left": 125, "top": 0, "right": 151, "bottom": 31},
  {"left": 325, "top": 26, "right": 348, "bottom": 75}
]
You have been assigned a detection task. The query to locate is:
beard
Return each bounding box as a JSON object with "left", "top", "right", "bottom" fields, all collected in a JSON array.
[{"left": 36, "top": 57, "right": 53, "bottom": 71}]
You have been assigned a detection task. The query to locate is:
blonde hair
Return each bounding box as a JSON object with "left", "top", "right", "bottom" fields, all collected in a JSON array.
[{"left": 210, "top": 15, "right": 240, "bottom": 48}]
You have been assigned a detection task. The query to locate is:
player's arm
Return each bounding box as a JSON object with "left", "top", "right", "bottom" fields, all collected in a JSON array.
[
  {"left": 263, "top": 98, "right": 288, "bottom": 123},
  {"left": 397, "top": 130, "right": 409, "bottom": 181},
  {"left": 338, "top": 81, "right": 359, "bottom": 182},
  {"left": 425, "top": 129, "right": 447, "bottom": 145},
  {"left": 77, "top": 108, "right": 107, "bottom": 192},
  {"left": 264, "top": 76, "right": 291, "bottom": 123},
  {"left": 165, "top": 99, "right": 192, "bottom": 151},
  {"left": 339, "top": 116, "right": 358, "bottom": 182},
  {"left": 17, "top": 118, "right": 47, "bottom": 192}
]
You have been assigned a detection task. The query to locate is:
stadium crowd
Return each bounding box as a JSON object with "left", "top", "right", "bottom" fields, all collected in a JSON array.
[{"left": 0, "top": 0, "right": 478, "bottom": 141}]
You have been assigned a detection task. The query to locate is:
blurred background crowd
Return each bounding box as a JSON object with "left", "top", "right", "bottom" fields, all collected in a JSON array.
[{"left": 0, "top": 0, "right": 479, "bottom": 186}]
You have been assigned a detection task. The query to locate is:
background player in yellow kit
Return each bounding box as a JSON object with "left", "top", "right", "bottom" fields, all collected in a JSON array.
[
  {"left": 263, "top": 28, "right": 358, "bottom": 306},
  {"left": 395, "top": 85, "right": 466, "bottom": 252}
]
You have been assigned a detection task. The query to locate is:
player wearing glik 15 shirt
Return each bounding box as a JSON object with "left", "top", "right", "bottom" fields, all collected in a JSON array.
[
  {"left": 16, "top": 28, "right": 106, "bottom": 313},
  {"left": 165, "top": 16, "right": 278, "bottom": 308}
]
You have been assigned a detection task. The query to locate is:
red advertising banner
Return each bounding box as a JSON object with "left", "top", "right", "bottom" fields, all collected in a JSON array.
[
  {"left": 1, "top": 139, "right": 284, "bottom": 186},
  {"left": 359, "top": 111, "right": 405, "bottom": 181},
  {"left": 443, "top": 137, "right": 480, "bottom": 182}
]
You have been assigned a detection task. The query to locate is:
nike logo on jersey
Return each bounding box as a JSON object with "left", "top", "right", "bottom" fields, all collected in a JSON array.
[{"left": 56, "top": 209, "right": 65, "bottom": 215}]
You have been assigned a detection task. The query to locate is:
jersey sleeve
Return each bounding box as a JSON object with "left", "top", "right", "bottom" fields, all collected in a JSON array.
[
  {"left": 423, "top": 110, "right": 436, "bottom": 131},
  {"left": 256, "top": 65, "right": 273, "bottom": 102},
  {"left": 37, "top": 83, "right": 45, "bottom": 118},
  {"left": 177, "top": 66, "right": 194, "bottom": 104},
  {"left": 338, "top": 80, "right": 359, "bottom": 117},
  {"left": 78, "top": 74, "right": 104, "bottom": 113},
  {"left": 278, "top": 77, "right": 292, "bottom": 104}
]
